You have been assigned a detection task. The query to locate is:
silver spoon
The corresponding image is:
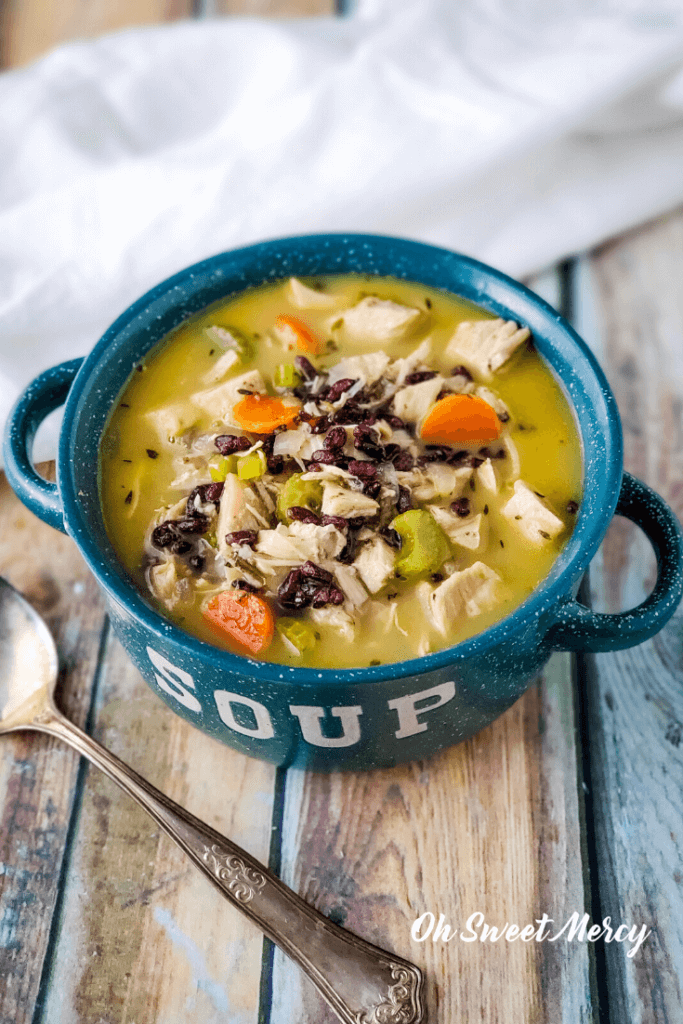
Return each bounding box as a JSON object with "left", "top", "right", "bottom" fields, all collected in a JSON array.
[{"left": 0, "top": 575, "right": 424, "bottom": 1024}]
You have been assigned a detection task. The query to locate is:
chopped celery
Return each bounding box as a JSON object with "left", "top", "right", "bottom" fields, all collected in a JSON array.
[
  {"left": 276, "top": 473, "right": 323, "bottom": 522},
  {"left": 274, "top": 363, "right": 302, "bottom": 388},
  {"left": 237, "top": 450, "right": 267, "bottom": 480},
  {"left": 204, "top": 325, "right": 253, "bottom": 363},
  {"left": 209, "top": 455, "right": 236, "bottom": 481},
  {"left": 277, "top": 617, "right": 317, "bottom": 654},
  {"left": 391, "top": 509, "right": 450, "bottom": 579}
]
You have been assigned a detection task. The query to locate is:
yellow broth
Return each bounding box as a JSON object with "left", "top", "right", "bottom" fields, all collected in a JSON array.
[{"left": 99, "top": 275, "right": 582, "bottom": 668}]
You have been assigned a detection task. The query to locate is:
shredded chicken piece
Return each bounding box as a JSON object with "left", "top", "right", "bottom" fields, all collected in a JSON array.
[
  {"left": 410, "top": 465, "right": 472, "bottom": 502},
  {"left": 145, "top": 401, "right": 201, "bottom": 441},
  {"left": 422, "top": 562, "right": 502, "bottom": 634},
  {"left": 501, "top": 481, "right": 565, "bottom": 544},
  {"left": 288, "top": 521, "right": 347, "bottom": 561},
  {"left": 326, "top": 352, "right": 391, "bottom": 387},
  {"left": 253, "top": 522, "right": 346, "bottom": 566},
  {"left": 388, "top": 339, "right": 433, "bottom": 385},
  {"left": 353, "top": 537, "right": 397, "bottom": 594},
  {"left": 215, "top": 476, "right": 263, "bottom": 558},
  {"left": 475, "top": 385, "right": 510, "bottom": 423},
  {"left": 253, "top": 479, "right": 275, "bottom": 512},
  {"left": 203, "top": 349, "right": 240, "bottom": 385},
  {"left": 301, "top": 464, "right": 355, "bottom": 484},
  {"left": 445, "top": 318, "right": 530, "bottom": 380},
  {"left": 273, "top": 427, "right": 325, "bottom": 465},
  {"left": 321, "top": 482, "right": 380, "bottom": 519},
  {"left": 429, "top": 509, "right": 487, "bottom": 551},
  {"left": 476, "top": 459, "right": 498, "bottom": 493},
  {"left": 391, "top": 376, "right": 444, "bottom": 424},
  {"left": 338, "top": 297, "right": 424, "bottom": 344},
  {"left": 287, "top": 277, "right": 339, "bottom": 308},
  {"left": 148, "top": 558, "right": 184, "bottom": 610},
  {"left": 309, "top": 605, "right": 356, "bottom": 641},
  {"left": 170, "top": 459, "right": 213, "bottom": 492},
  {"left": 365, "top": 599, "right": 409, "bottom": 637},
  {"left": 502, "top": 435, "right": 521, "bottom": 478},
  {"left": 333, "top": 565, "right": 370, "bottom": 609},
  {"left": 191, "top": 369, "right": 268, "bottom": 427}
]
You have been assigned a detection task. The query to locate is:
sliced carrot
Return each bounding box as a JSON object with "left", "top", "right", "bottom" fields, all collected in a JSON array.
[
  {"left": 203, "top": 590, "right": 275, "bottom": 655},
  {"left": 233, "top": 393, "right": 300, "bottom": 433},
  {"left": 420, "top": 393, "right": 501, "bottom": 443},
  {"left": 274, "top": 314, "right": 322, "bottom": 355}
]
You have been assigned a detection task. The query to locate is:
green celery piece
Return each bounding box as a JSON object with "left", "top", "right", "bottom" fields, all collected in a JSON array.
[
  {"left": 209, "top": 455, "right": 236, "bottom": 482},
  {"left": 204, "top": 325, "right": 253, "bottom": 363},
  {"left": 237, "top": 450, "right": 267, "bottom": 480},
  {"left": 277, "top": 617, "right": 317, "bottom": 654},
  {"left": 276, "top": 474, "right": 323, "bottom": 522},
  {"left": 392, "top": 509, "right": 450, "bottom": 579},
  {"left": 274, "top": 363, "right": 302, "bottom": 388}
]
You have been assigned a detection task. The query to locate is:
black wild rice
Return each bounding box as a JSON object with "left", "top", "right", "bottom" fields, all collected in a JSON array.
[
  {"left": 396, "top": 486, "right": 413, "bottom": 514},
  {"left": 450, "top": 497, "right": 470, "bottom": 517},
  {"left": 404, "top": 370, "right": 437, "bottom": 385},
  {"left": 288, "top": 506, "right": 321, "bottom": 524},
  {"left": 225, "top": 530, "right": 258, "bottom": 547},
  {"left": 215, "top": 434, "right": 252, "bottom": 455}
]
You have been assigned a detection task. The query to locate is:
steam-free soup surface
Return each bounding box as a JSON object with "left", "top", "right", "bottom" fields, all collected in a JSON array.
[{"left": 100, "top": 274, "right": 582, "bottom": 668}]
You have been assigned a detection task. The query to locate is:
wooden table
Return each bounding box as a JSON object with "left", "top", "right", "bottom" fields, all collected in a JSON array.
[{"left": 1, "top": 4, "right": 682, "bottom": 1023}]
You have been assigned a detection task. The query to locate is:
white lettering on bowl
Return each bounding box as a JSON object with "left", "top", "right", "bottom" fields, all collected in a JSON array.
[
  {"left": 388, "top": 681, "right": 456, "bottom": 738},
  {"left": 144, "top": 651, "right": 460, "bottom": 750},
  {"left": 214, "top": 690, "right": 275, "bottom": 739},
  {"left": 146, "top": 647, "right": 202, "bottom": 714},
  {"left": 289, "top": 705, "right": 363, "bottom": 747}
]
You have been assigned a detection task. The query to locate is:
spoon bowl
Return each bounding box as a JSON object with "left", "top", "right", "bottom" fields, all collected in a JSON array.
[
  {"left": 0, "top": 574, "right": 424, "bottom": 1024},
  {"left": 0, "top": 576, "right": 57, "bottom": 730}
]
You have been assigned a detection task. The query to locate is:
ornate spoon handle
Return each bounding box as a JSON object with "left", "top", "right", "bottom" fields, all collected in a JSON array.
[{"left": 37, "top": 710, "right": 425, "bottom": 1024}]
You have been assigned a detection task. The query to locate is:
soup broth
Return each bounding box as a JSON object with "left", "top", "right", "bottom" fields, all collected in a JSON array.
[{"left": 100, "top": 274, "right": 582, "bottom": 668}]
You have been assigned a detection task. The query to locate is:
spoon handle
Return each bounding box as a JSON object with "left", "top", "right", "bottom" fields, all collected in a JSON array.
[{"left": 38, "top": 711, "right": 424, "bottom": 1024}]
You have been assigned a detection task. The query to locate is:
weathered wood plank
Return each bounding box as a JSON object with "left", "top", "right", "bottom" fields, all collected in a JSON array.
[
  {"left": 270, "top": 659, "right": 592, "bottom": 1023},
  {"left": 0, "top": 0, "right": 195, "bottom": 69},
  {"left": 40, "top": 629, "right": 276, "bottom": 1024},
  {"left": 0, "top": 468, "right": 108, "bottom": 1024},
  {"left": 574, "top": 217, "right": 683, "bottom": 1024}
]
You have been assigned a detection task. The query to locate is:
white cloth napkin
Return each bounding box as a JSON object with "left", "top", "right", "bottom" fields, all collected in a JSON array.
[{"left": 2, "top": 0, "right": 683, "bottom": 463}]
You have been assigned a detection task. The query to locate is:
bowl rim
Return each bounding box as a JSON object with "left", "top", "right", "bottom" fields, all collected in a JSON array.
[{"left": 59, "top": 232, "right": 623, "bottom": 687}]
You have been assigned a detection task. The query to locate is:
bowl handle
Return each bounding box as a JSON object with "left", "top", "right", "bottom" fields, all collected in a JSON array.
[
  {"left": 3, "top": 359, "right": 84, "bottom": 534},
  {"left": 545, "top": 472, "right": 683, "bottom": 652}
]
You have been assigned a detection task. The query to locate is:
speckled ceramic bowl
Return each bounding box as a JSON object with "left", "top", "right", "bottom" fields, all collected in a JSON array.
[{"left": 5, "top": 235, "right": 683, "bottom": 769}]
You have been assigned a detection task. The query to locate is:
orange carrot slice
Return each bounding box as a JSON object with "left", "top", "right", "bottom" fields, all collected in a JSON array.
[
  {"left": 274, "top": 314, "right": 322, "bottom": 355},
  {"left": 233, "top": 393, "right": 300, "bottom": 433},
  {"left": 203, "top": 590, "right": 275, "bottom": 655},
  {"left": 420, "top": 393, "right": 501, "bottom": 443}
]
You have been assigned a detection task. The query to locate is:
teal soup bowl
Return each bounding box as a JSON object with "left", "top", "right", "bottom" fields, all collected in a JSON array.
[{"left": 4, "top": 235, "right": 683, "bottom": 770}]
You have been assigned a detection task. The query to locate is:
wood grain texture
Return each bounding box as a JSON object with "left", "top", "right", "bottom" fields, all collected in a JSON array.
[
  {"left": 574, "top": 217, "right": 683, "bottom": 1024},
  {"left": 40, "top": 630, "right": 276, "bottom": 1024},
  {"left": 0, "top": 468, "right": 108, "bottom": 1024},
  {"left": 0, "top": 0, "right": 195, "bottom": 69},
  {"left": 270, "top": 661, "right": 592, "bottom": 1024}
]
